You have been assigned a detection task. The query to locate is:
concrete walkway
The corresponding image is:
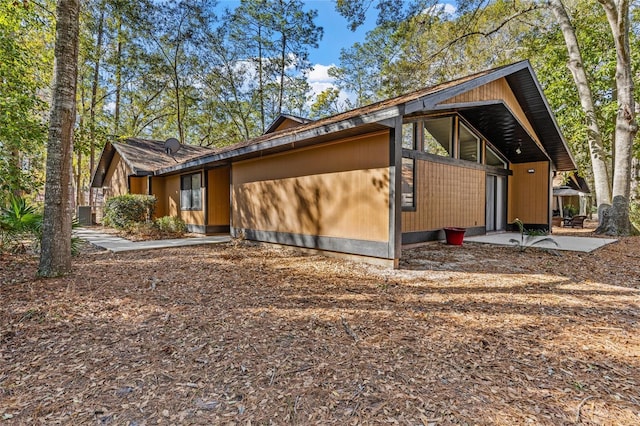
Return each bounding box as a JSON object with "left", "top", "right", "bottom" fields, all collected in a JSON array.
[
  {"left": 464, "top": 233, "right": 617, "bottom": 252},
  {"left": 75, "top": 227, "right": 231, "bottom": 253}
]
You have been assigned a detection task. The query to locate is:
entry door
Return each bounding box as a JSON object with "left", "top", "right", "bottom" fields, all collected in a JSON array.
[{"left": 486, "top": 175, "right": 506, "bottom": 232}]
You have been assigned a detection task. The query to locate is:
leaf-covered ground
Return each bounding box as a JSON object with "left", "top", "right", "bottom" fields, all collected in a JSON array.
[{"left": 1, "top": 224, "right": 639, "bottom": 425}]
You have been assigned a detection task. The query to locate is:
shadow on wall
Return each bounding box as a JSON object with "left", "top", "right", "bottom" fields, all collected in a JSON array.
[{"left": 232, "top": 168, "right": 390, "bottom": 244}]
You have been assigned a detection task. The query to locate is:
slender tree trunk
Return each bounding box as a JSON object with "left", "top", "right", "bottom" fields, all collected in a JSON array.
[
  {"left": 258, "top": 25, "right": 265, "bottom": 133},
  {"left": 39, "top": 0, "right": 80, "bottom": 277},
  {"left": 278, "top": 33, "right": 286, "bottom": 115},
  {"left": 595, "top": 0, "right": 637, "bottom": 235},
  {"left": 114, "top": 17, "right": 122, "bottom": 136},
  {"left": 547, "top": 0, "right": 612, "bottom": 208},
  {"left": 89, "top": 3, "right": 105, "bottom": 210}
]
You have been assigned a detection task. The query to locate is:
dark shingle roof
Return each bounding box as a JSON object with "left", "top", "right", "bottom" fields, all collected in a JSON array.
[{"left": 91, "top": 138, "right": 213, "bottom": 187}]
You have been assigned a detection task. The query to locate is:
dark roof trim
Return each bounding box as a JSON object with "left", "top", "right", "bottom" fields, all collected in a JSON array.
[
  {"left": 91, "top": 142, "right": 116, "bottom": 188},
  {"left": 156, "top": 107, "right": 402, "bottom": 175},
  {"left": 264, "top": 114, "right": 314, "bottom": 134},
  {"left": 405, "top": 61, "right": 529, "bottom": 114}
]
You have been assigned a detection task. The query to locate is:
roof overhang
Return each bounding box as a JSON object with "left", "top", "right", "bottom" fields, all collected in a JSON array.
[
  {"left": 405, "top": 61, "right": 576, "bottom": 171},
  {"left": 155, "top": 108, "right": 399, "bottom": 175},
  {"left": 91, "top": 142, "right": 116, "bottom": 188}
]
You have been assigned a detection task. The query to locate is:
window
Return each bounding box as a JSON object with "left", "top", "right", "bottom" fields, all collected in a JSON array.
[
  {"left": 402, "top": 123, "right": 416, "bottom": 149},
  {"left": 401, "top": 157, "right": 415, "bottom": 209},
  {"left": 180, "top": 172, "right": 202, "bottom": 211},
  {"left": 423, "top": 117, "right": 452, "bottom": 157},
  {"left": 485, "top": 146, "right": 507, "bottom": 168},
  {"left": 459, "top": 122, "right": 480, "bottom": 163}
]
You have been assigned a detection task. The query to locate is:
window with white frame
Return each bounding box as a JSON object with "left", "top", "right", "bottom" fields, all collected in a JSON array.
[
  {"left": 485, "top": 145, "right": 507, "bottom": 168},
  {"left": 401, "top": 157, "right": 415, "bottom": 209},
  {"left": 423, "top": 117, "right": 452, "bottom": 157},
  {"left": 180, "top": 172, "right": 202, "bottom": 211},
  {"left": 459, "top": 122, "right": 480, "bottom": 163}
]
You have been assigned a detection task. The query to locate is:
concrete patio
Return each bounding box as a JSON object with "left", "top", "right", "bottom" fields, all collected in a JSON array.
[
  {"left": 75, "top": 227, "right": 231, "bottom": 253},
  {"left": 464, "top": 232, "right": 617, "bottom": 252}
]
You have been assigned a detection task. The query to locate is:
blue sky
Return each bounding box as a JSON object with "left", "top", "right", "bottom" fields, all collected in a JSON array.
[{"left": 216, "top": 1, "right": 457, "bottom": 100}]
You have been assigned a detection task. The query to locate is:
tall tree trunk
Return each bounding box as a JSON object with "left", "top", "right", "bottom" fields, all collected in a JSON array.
[
  {"left": 114, "top": 16, "right": 122, "bottom": 136},
  {"left": 39, "top": 0, "right": 80, "bottom": 277},
  {"left": 278, "top": 33, "right": 286, "bottom": 115},
  {"left": 595, "top": 0, "right": 638, "bottom": 235},
  {"left": 258, "top": 25, "right": 265, "bottom": 133},
  {"left": 89, "top": 2, "right": 105, "bottom": 210},
  {"left": 547, "top": 0, "right": 612, "bottom": 208}
]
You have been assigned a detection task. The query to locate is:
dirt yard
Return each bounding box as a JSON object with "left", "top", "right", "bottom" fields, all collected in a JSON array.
[{"left": 1, "top": 223, "right": 639, "bottom": 425}]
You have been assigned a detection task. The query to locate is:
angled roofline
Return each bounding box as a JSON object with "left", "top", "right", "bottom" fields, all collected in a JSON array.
[
  {"left": 264, "top": 114, "right": 315, "bottom": 134},
  {"left": 155, "top": 60, "right": 575, "bottom": 175}
]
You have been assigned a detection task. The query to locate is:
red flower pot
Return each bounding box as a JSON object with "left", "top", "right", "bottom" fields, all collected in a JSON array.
[{"left": 444, "top": 227, "right": 466, "bottom": 245}]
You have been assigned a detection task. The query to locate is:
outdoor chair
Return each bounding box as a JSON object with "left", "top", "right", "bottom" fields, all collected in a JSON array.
[{"left": 568, "top": 215, "right": 587, "bottom": 228}]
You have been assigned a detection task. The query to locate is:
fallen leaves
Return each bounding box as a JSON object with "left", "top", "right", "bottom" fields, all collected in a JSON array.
[{"left": 1, "top": 229, "right": 639, "bottom": 424}]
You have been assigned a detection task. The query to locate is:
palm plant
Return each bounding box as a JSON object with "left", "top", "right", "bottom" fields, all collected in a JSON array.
[
  {"left": 0, "top": 196, "right": 42, "bottom": 252},
  {"left": 509, "top": 218, "right": 558, "bottom": 253}
]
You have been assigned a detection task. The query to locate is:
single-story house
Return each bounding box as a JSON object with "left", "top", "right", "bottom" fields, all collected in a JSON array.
[{"left": 91, "top": 60, "right": 577, "bottom": 267}]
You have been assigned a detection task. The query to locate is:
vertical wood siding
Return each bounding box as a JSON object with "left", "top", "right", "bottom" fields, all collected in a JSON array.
[
  {"left": 103, "top": 152, "right": 131, "bottom": 197},
  {"left": 151, "top": 176, "right": 166, "bottom": 218},
  {"left": 232, "top": 132, "right": 390, "bottom": 242},
  {"left": 207, "top": 166, "right": 230, "bottom": 226},
  {"left": 129, "top": 176, "right": 148, "bottom": 195},
  {"left": 402, "top": 160, "right": 485, "bottom": 232},
  {"left": 508, "top": 161, "right": 549, "bottom": 224},
  {"left": 442, "top": 78, "right": 540, "bottom": 145}
]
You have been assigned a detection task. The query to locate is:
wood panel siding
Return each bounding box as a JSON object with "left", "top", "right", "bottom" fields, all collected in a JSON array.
[
  {"left": 272, "top": 117, "right": 304, "bottom": 132},
  {"left": 129, "top": 176, "right": 148, "bottom": 195},
  {"left": 151, "top": 176, "right": 166, "bottom": 218},
  {"left": 233, "top": 168, "right": 389, "bottom": 242},
  {"left": 207, "top": 166, "right": 230, "bottom": 226},
  {"left": 442, "top": 78, "right": 540, "bottom": 145},
  {"left": 233, "top": 131, "right": 389, "bottom": 185},
  {"left": 402, "top": 160, "right": 485, "bottom": 232},
  {"left": 508, "top": 161, "right": 549, "bottom": 224},
  {"left": 232, "top": 132, "right": 390, "bottom": 243},
  {"left": 103, "top": 152, "right": 131, "bottom": 197}
]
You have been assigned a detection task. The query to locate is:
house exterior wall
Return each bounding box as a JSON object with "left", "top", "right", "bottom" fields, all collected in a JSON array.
[
  {"left": 402, "top": 160, "right": 485, "bottom": 233},
  {"left": 129, "top": 176, "right": 148, "bottom": 195},
  {"left": 231, "top": 131, "right": 391, "bottom": 258},
  {"left": 443, "top": 77, "right": 541, "bottom": 146},
  {"left": 152, "top": 174, "right": 205, "bottom": 226},
  {"left": 207, "top": 166, "right": 230, "bottom": 231},
  {"left": 272, "top": 117, "right": 304, "bottom": 132},
  {"left": 508, "top": 161, "right": 550, "bottom": 225},
  {"left": 103, "top": 152, "right": 131, "bottom": 197}
]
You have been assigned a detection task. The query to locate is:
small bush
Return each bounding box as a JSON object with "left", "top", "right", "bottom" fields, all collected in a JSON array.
[
  {"left": 631, "top": 199, "right": 640, "bottom": 230},
  {"left": 0, "top": 195, "right": 42, "bottom": 252},
  {"left": 154, "top": 216, "right": 187, "bottom": 234},
  {"left": 103, "top": 194, "right": 156, "bottom": 229}
]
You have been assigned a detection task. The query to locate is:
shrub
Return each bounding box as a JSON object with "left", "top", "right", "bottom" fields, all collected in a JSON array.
[
  {"left": 154, "top": 216, "right": 187, "bottom": 234},
  {"left": 0, "top": 195, "right": 42, "bottom": 252},
  {"left": 103, "top": 194, "right": 156, "bottom": 229},
  {"left": 631, "top": 199, "right": 640, "bottom": 230}
]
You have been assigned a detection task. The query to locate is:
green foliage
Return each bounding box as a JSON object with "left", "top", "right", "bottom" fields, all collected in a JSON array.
[
  {"left": 0, "top": 2, "right": 53, "bottom": 198},
  {"left": 509, "top": 219, "right": 558, "bottom": 253},
  {"left": 103, "top": 194, "right": 156, "bottom": 229},
  {"left": 0, "top": 196, "right": 42, "bottom": 252},
  {"left": 630, "top": 199, "right": 640, "bottom": 230},
  {"left": 153, "top": 215, "right": 187, "bottom": 234}
]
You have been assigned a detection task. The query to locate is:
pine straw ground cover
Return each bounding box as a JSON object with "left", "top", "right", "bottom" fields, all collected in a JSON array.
[{"left": 1, "top": 227, "right": 639, "bottom": 425}]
